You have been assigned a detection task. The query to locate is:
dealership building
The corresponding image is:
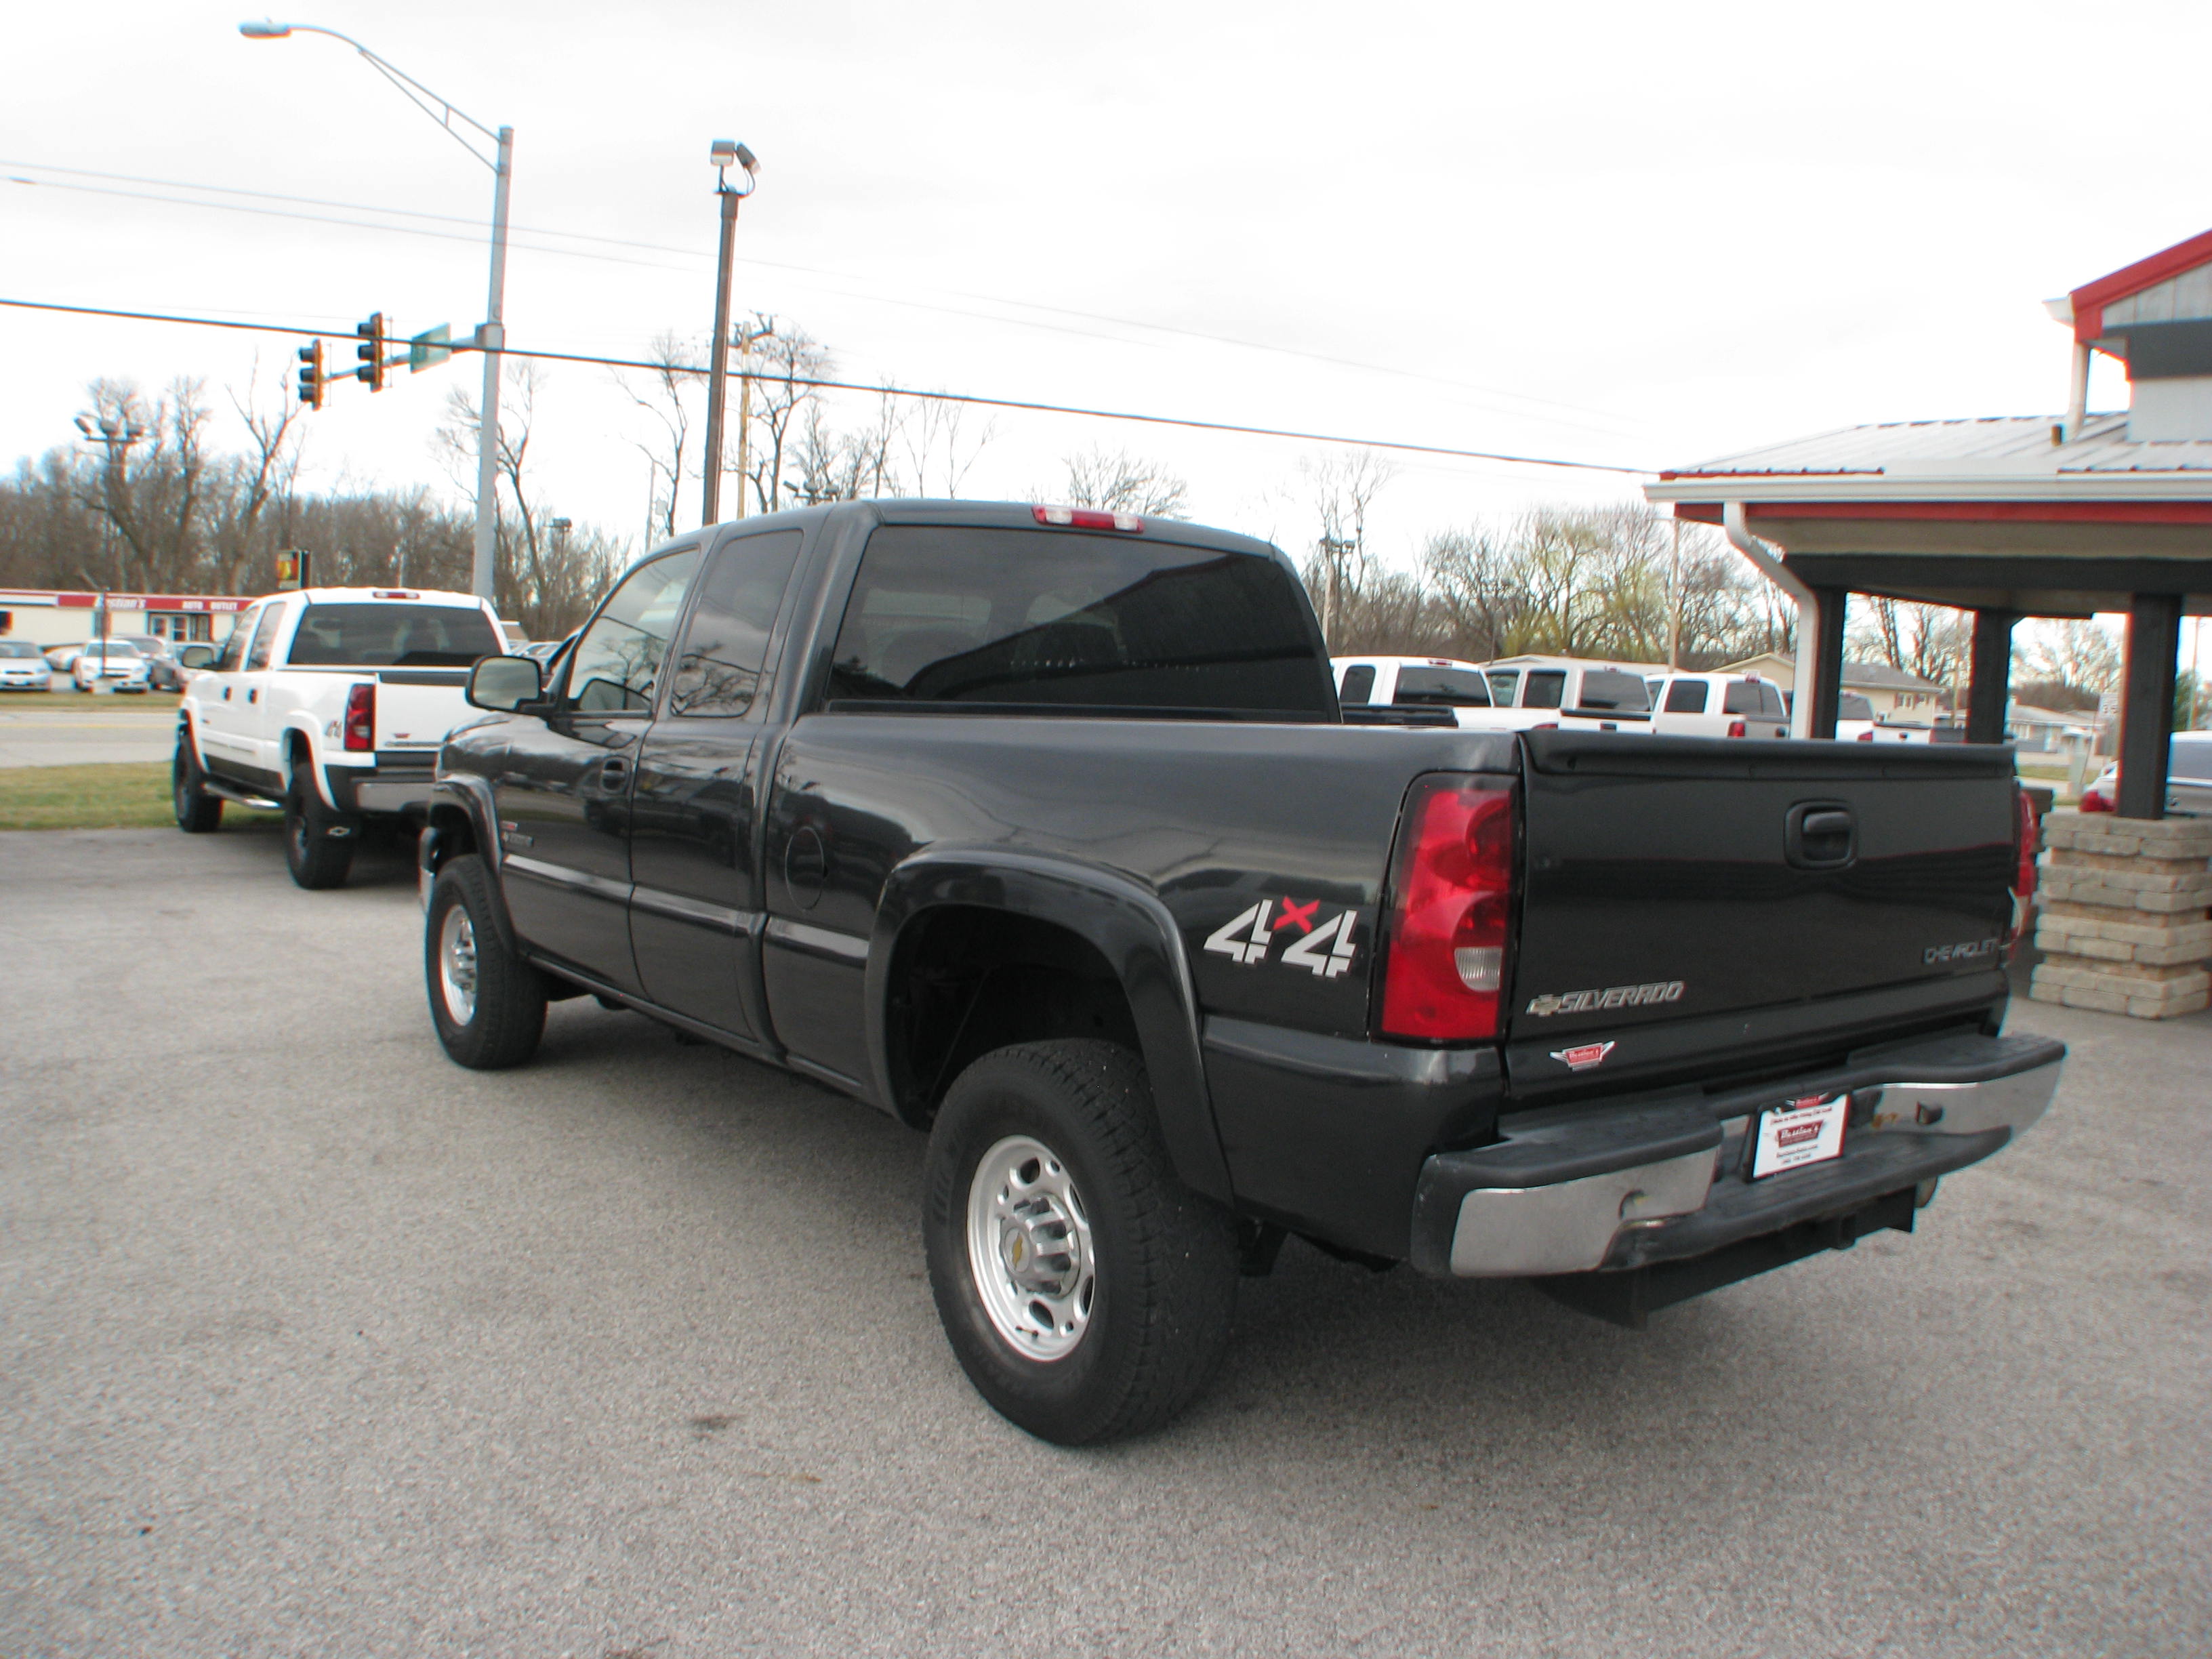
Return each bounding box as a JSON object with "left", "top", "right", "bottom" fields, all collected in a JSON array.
[{"left": 0, "top": 588, "right": 253, "bottom": 649}]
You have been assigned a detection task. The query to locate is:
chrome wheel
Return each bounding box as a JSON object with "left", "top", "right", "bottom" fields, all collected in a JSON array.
[
  {"left": 438, "top": 904, "right": 478, "bottom": 1025},
  {"left": 967, "top": 1134, "right": 1096, "bottom": 1362}
]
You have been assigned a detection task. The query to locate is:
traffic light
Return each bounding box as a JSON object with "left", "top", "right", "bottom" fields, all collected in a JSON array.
[
  {"left": 297, "top": 339, "right": 324, "bottom": 411},
  {"left": 356, "top": 312, "right": 385, "bottom": 391}
]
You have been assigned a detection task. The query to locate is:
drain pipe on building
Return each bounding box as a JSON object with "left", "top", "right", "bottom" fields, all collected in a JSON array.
[{"left": 1724, "top": 501, "right": 1820, "bottom": 741}]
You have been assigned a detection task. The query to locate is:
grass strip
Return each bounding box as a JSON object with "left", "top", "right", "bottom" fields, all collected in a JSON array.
[{"left": 0, "top": 762, "right": 279, "bottom": 831}]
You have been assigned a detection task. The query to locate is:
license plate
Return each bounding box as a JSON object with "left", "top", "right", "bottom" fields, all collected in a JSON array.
[{"left": 1750, "top": 1093, "right": 1849, "bottom": 1179}]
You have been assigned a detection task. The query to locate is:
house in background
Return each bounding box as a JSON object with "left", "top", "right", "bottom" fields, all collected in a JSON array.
[{"left": 1723, "top": 653, "right": 1946, "bottom": 720}]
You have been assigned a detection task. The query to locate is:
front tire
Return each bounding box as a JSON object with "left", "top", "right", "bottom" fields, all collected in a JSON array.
[
  {"left": 426, "top": 855, "right": 546, "bottom": 1069},
  {"left": 172, "top": 739, "right": 223, "bottom": 834},
  {"left": 924, "top": 1040, "right": 1239, "bottom": 1445},
  {"left": 283, "top": 769, "right": 355, "bottom": 890}
]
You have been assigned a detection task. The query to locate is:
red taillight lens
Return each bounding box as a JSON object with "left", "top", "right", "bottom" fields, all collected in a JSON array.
[
  {"left": 1856, "top": 730, "right": 1875, "bottom": 742},
  {"left": 344, "top": 681, "right": 374, "bottom": 752},
  {"left": 2080, "top": 782, "right": 2114, "bottom": 813},
  {"left": 1726, "top": 719, "right": 1747, "bottom": 738},
  {"left": 2005, "top": 787, "right": 2039, "bottom": 958},
  {"left": 1379, "top": 776, "right": 1517, "bottom": 1042}
]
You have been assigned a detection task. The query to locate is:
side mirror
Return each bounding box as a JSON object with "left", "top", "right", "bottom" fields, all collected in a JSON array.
[
  {"left": 177, "top": 644, "right": 218, "bottom": 670},
  {"left": 467, "top": 654, "right": 545, "bottom": 712}
]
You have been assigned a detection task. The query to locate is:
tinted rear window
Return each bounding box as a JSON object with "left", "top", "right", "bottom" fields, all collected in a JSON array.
[
  {"left": 2173, "top": 735, "right": 2212, "bottom": 783},
  {"left": 1578, "top": 670, "right": 1650, "bottom": 712},
  {"left": 1723, "top": 679, "right": 1785, "bottom": 718},
  {"left": 1393, "top": 667, "right": 1492, "bottom": 708},
  {"left": 1839, "top": 693, "right": 1875, "bottom": 720},
  {"left": 826, "top": 525, "right": 1332, "bottom": 715},
  {"left": 287, "top": 603, "right": 501, "bottom": 668},
  {"left": 1338, "top": 663, "right": 1377, "bottom": 704},
  {"left": 1662, "top": 680, "right": 1708, "bottom": 714}
]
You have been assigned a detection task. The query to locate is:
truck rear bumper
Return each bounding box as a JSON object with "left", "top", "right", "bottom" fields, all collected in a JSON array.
[
  {"left": 1408, "top": 1031, "right": 2064, "bottom": 1280},
  {"left": 325, "top": 758, "right": 436, "bottom": 816}
]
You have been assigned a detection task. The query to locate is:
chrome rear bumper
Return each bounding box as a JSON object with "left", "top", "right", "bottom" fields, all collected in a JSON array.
[{"left": 1410, "top": 1031, "right": 2063, "bottom": 1280}]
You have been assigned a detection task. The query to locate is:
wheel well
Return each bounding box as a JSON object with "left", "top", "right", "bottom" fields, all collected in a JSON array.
[
  {"left": 887, "top": 906, "right": 1141, "bottom": 1128},
  {"left": 424, "top": 802, "right": 480, "bottom": 869}
]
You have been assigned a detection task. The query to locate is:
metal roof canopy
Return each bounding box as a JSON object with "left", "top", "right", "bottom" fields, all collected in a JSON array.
[{"left": 1646, "top": 230, "right": 2212, "bottom": 817}]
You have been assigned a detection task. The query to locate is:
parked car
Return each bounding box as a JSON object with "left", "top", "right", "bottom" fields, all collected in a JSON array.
[
  {"left": 1641, "top": 671, "right": 1790, "bottom": 739},
  {"left": 2079, "top": 733, "right": 2212, "bottom": 816},
  {"left": 114, "top": 634, "right": 186, "bottom": 691},
  {"left": 0, "top": 639, "right": 54, "bottom": 690},
  {"left": 73, "top": 640, "right": 152, "bottom": 692},
  {"left": 1332, "top": 655, "right": 1636, "bottom": 733},
  {"left": 1835, "top": 691, "right": 1933, "bottom": 743},
  {"left": 418, "top": 499, "right": 2061, "bottom": 1446},
  {"left": 44, "top": 642, "right": 87, "bottom": 673},
  {"left": 1476, "top": 657, "right": 1658, "bottom": 733}
]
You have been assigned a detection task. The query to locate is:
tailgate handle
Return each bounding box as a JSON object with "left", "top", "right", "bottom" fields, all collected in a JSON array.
[{"left": 1786, "top": 802, "right": 1856, "bottom": 869}]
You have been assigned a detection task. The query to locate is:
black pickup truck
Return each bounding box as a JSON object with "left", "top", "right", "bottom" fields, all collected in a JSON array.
[{"left": 419, "top": 500, "right": 2062, "bottom": 1443}]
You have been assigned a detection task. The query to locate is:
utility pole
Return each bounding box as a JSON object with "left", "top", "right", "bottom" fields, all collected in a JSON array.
[
  {"left": 1666, "top": 518, "right": 1683, "bottom": 669},
  {"left": 1317, "top": 535, "right": 1356, "bottom": 649},
  {"left": 700, "top": 140, "right": 760, "bottom": 527},
  {"left": 732, "top": 318, "right": 774, "bottom": 518}
]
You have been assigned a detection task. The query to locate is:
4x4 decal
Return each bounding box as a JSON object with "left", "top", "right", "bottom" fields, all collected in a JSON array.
[{"left": 1203, "top": 899, "right": 1359, "bottom": 978}]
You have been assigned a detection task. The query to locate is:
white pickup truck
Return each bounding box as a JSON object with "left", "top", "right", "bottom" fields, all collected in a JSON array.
[
  {"left": 1332, "top": 655, "right": 1650, "bottom": 733},
  {"left": 171, "top": 586, "right": 504, "bottom": 888}
]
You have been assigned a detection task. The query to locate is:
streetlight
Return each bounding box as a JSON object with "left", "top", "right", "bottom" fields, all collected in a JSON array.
[
  {"left": 238, "top": 19, "right": 512, "bottom": 606},
  {"left": 74, "top": 413, "right": 147, "bottom": 636},
  {"left": 699, "top": 139, "right": 760, "bottom": 527}
]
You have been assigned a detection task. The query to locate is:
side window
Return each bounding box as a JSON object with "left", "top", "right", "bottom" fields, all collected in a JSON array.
[
  {"left": 565, "top": 546, "right": 705, "bottom": 714},
  {"left": 1664, "top": 680, "right": 1708, "bottom": 714},
  {"left": 244, "top": 602, "right": 288, "bottom": 671},
  {"left": 216, "top": 607, "right": 260, "bottom": 673},
  {"left": 666, "top": 531, "right": 804, "bottom": 718},
  {"left": 1524, "top": 670, "right": 1566, "bottom": 710},
  {"left": 1486, "top": 670, "right": 1520, "bottom": 706},
  {"left": 1338, "top": 663, "right": 1376, "bottom": 705}
]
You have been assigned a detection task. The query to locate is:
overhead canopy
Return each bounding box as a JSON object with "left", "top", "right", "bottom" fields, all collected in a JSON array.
[{"left": 1651, "top": 413, "right": 2212, "bottom": 616}]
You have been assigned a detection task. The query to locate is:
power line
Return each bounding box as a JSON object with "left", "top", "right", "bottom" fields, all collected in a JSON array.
[
  {"left": 0, "top": 295, "right": 1656, "bottom": 476},
  {"left": 2, "top": 157, "right": 1639, "bottom": 432}
]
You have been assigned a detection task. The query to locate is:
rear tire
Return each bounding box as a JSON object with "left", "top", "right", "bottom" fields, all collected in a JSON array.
[
  {"left": 172, "top": 739, "right": 223, "bottom": 834},
  {"left": 923, "top": 1040, "right": 1239, "bottom": 1445},
  {"left": 283, "top": 769, "right": 354, "bottom": 890},
  {"left": 426, "top": 855, "right": 546, "bottom": 1069}
]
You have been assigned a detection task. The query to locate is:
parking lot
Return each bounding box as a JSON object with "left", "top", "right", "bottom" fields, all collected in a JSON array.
[{"left": 2, "top": 827, "right": 2206, "bottom": 1657}]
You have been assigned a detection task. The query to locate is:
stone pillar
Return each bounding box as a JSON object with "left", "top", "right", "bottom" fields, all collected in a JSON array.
[{"left": 2030, "top": 810, "right": 2212, "bottom": 1019}]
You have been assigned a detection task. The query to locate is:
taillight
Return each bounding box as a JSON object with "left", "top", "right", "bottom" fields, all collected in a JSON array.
[
  {"left": 344, "top": 681, "right": 375, "bottom": 752},
  {"left": 2005, "top": 787, "right": 2039, "bottom": 959},
  {"left": 1727, "top": 719, "right": 1746, "bottom": 738},
  {"left": 1856, "top": 730, "right": 1875, "bottom": 742},
  {"left": 2080, "top": 781, "right": 2114, "bottom": 813},
  {"left": 1378, "top": 775, "right": 1517, "bottom": 1042},
  {"left": 1032, "top": 505, "right": 1144, "bottom": 533}
]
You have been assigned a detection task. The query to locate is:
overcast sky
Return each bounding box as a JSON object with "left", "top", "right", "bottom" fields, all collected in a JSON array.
[{"left": 3, "top": 0, "right": 2205, "bottom": 593}]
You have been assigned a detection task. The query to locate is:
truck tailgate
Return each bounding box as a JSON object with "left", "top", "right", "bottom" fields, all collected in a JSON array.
[
  {"left": 1507, "top": 732, "right": 2018, "bottom": 1083},
  {"left": 372, "top": 670, "right": 474, "bottom": 753}
]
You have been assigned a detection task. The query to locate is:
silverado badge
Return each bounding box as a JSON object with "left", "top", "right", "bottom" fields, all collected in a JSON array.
[{"left": 1525, "top": 979, "right": 1684, "bottom": 1017}]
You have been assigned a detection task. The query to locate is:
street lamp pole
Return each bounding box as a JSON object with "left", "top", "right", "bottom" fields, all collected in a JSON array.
[
  {"left": 238, "top": 20, "right": 510, "bottom": 604},
  {"left": 699, "top": 140, "right": 759, "bottom": 527}
]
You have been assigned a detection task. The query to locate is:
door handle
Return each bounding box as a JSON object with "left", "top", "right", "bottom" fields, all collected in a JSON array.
[
  {"left": 600, "top": 756, "right": 630, "bottom": 790},
  {"left": 247, "top": 688, "right": 258, "bottom": 704}
]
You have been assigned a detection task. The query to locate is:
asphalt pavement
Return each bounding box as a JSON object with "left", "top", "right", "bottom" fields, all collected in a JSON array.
[
  {"left": 0, "top": 699, "right": 177, "bottom": 767},
  {"left": 1, "top": 829, "right": 2206, "bottom": 1658}
]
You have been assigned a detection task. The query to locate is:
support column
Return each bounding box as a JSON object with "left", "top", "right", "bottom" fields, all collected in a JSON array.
[
  {"left": 1807, "top": 586, "right": 1847, "bottom": 739},
  {"left": 2032, "top": 810, "right": 2212, "bottom": 1019},
  {"left": 1965, "top": 608, "right": 2018, "bottom": 746},
  {"left": 2116, "top": 594, "right": 2182, "bottom": 819}
]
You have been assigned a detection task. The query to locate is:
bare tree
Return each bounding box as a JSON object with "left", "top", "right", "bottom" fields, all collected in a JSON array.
[
  {"left": 1054, "top": 447, "right": 1188, "bottom": 518},
  {"left": 615, "top": 329, "right": 704, "bottom": 542},
  {"left": 1303, "top": 449, "right": 1395, "bottom": 647},
  {"left": 739, "top": 326, "right": 832, "bottom": 514},
  {"left": 207, "top": 356, "right": 304, "bottom": 595},
  {"left": 791, "top": 390, "right": 906, "bottom": 505},
  {"left": 1849, "top": 597, "right": 1973, "bottom": 691},
  {"left": 901, "top": 394, "right": 993, "bottom": 499}
]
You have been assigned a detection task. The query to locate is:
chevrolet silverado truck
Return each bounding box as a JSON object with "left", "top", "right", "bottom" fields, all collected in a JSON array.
[
  {"left": 416, "top": 501, "right": 2062, "bottom": 1444},
  {"left": 172, "top": 586, "right": 504, "bottom": 888}
]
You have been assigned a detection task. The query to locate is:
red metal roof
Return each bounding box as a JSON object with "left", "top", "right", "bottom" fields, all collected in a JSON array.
[{"left": 2070, "top": 227, "right": 2212, "bottom": 343}]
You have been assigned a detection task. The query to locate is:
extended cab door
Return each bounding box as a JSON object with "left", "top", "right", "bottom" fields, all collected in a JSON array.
[
  {"left": 627, "top": 527, "right": 805, "bottom": 1038},
  {"left": 196, "top": 600, "right": 285, "bottom": 794},
  {"left": 495, "top": 545, "right": 703, "bottom": 991}
]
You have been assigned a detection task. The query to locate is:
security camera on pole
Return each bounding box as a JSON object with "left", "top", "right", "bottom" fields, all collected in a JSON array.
[{"left": 699, "top": 139, "right": 760, "bottom": 527}]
